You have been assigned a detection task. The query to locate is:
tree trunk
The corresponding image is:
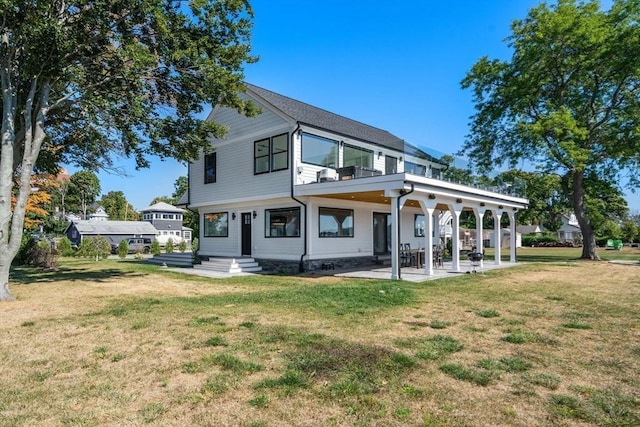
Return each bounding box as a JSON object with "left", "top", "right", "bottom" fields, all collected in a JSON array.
[
  {"left": 571, "top": 170, "right": 600, "bottom": 260},
  {"left": 0, "top": 256, "right": 15, "bottom": 301}
]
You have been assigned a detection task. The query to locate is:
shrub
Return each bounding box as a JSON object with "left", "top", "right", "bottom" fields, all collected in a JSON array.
[
  {"left": 14, "top": 237, "right": 58, "bottom": 269},
  {"left": 191, "top": 238, "right": 199, "bottom": 264},
  {"left": 165, "top": 238, "right": 174, "bottom": 253},
  {"left": 78, "top": 236, "right": 111, "bottom": 261},
  {"left": 178, "top": 239, "right": 187, "bottom": 253},
  {"left": 57, "top": 236, "right": 74, "bottom": 256},
  {"left": 117, "top": 240, "right": 129, "bottom": 259},
  {"left": 522, "top": 232, "right": 559, "bottom": 247},
  {"left": 150, "top": 239, "right": 161, "bottom": 255}
]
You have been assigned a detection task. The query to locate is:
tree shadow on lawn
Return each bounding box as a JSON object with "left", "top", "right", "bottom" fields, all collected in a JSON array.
[{"left": 10, "top": 265, "right": 147, "bottom": 285}]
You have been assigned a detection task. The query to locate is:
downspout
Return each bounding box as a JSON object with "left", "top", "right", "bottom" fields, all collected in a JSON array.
[
  {"left": 397, "top": 183, "right": 414, "bottom": 280},
  {"left": 289, "top": 123, "right": 307, "bottom": 272}
]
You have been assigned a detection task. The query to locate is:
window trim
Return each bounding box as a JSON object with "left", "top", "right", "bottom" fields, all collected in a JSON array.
[
  {"left": 301, "top": 132, "right": 339, "bottom": 168},
  {"left": 203, "top": 212, "right": 229, "bottom": 237},
  {"left": 204, "top": 152, "right": 217, "bottom": 184},
  {"left": 319, "top": 207, "right": 354, "bottom": 238},
  {"left": 254, "top": 133, "right": 289, "bottom": 175},
  {"left": 343, "top": 143, "right": 374, "bottom": 169},
  {"left": 254, "top": 137, "right": 270, "bottom": 175},
  {"left": 270, "top": 133, "right": 289, "bottom": 172},
  {"left": 265, "top": 207, "right": 301, "bottom": 238}
]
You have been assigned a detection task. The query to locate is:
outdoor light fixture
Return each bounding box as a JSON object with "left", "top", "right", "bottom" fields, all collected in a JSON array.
[
  {"left": 480, "top": 202, "right": 485, "bottom": 207},
  {"left": 253, "top": 210, "right": 257, "bottom": 219},
  {"left": 378, "top": 151, "right": 383, "bottom": 158},
  {"left": 456, "top": 198, "right": 462, "bottom": 204},
  {"left": 498, "top": 205, "right": 503, "bottom": 209},
  {"left": 232, "top": 212, "right": 236, "bottom": 220},
  {"left": 428, "top": 194, "right": 436, "bottom": 199}
]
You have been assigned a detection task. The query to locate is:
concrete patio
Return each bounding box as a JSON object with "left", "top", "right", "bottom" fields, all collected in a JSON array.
[{"left": 169, "top": 259, "right": 520, "bottom": 282}]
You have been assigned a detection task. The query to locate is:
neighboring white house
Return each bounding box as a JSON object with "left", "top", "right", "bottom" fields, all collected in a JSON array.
[
  {"left": 557, "top": 214, "right": 582, "bottom": 244},
  {"left": 182, "top": 84, "right": 528, "bottom": 279},
  {"left": 140, "top": 202, "right": 192, "bottom": 245}
]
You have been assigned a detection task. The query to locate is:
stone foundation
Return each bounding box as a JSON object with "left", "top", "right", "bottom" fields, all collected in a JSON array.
[{"left": 256, "top": 256, "right": 378, "bottom": 274}]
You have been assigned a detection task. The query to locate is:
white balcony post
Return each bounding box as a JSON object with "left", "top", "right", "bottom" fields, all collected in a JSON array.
[{"left": 494, "top": 209, "right": 504, "bottom": 265}]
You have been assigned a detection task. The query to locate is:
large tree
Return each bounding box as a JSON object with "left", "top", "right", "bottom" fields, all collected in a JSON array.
[
  {"left": 461, "top": 0, "right": 640, "bottom": 260},
  {"left": 100, "top": 190, "right": 139, "bottom": 221},
  {"left": 0, "top": 0, "right": 257, "bottom": 300},
  {"left": 66, "top": 170, "right": 100, "bottom": 219}
]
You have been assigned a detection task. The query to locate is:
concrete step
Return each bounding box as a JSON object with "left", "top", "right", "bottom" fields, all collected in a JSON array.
[
  {"left": 197, "top": 257, "right": 262, "bottom": 274},
  {"left": 147, "top": 252, "right": 193, "bottom": 267}
]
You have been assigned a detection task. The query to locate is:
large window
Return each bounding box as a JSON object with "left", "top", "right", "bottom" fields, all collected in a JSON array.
[
  {"left": 404, "top": 160, "right": 426, "bottom": 176},
  {"left": 265, "top": 207, "right": 300, "bottom": 237},
  {"left": 319, "top": 207, "right": 354, "bottom": 237},
  {"left": 343, "top": 144, "right": 373, "bottom": 168},
  {"left": 204, "top": 153, "right": 216, "bottom": 184},
  {"left": 203, "top": 212, "right": 228, "bottom": 237},
  {"left": 301, "top": 132, "right": 338, "bottom": 167},
  {"left": 255, "top": 133, "right": 289, "bottom": 174},
  {"left": 415, "top": 214, "right": 425, "bottom": 237}
]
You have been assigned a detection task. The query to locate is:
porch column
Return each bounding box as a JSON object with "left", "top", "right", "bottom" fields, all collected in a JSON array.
[
  {"left": 473, "top": 206, "right": 486, "bottom": 268},
  {"left": 419, "top": 199, "right": 437, "bottom": 276},
  {"left": 448, "top": 203, "right": 463, "bottom": 273},
  {"left": 494, "top": 209, "right": 504, "bottom": 265},
  {"left": 433, "top": 210, "right": 442, "bottom": 247},
  {"left": 390, "top": 195, "right": 400, "bottom": 280},
  {"left": 508, "top": 209, "right": 517, "bottom": 263}
]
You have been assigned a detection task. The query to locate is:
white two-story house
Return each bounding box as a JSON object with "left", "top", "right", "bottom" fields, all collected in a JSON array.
[{"left": 183, "top": 83, "right": 528, "bottom": 279}]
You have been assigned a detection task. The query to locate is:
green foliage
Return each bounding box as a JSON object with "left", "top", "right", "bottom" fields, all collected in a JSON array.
[
  {"left": 178, "top": 240, "right": 187, "bottom": 253},
  {"left": 13, "top": 238, "right": 58, "bottom": 269},
  {"left": 522, "top": 232, "right": 560, "bottom": 247},
  {"left": 439, "top": 363, "right": 495, "bottom": 386},
  {"left": 77, "top": 236, "right": 111, "bottom": 261},
  {"left": 117, "top": 240, "right": 129, "bottom": 259},
  {"left": 66, "top": 171, "right": 101, "bottom": 218},
  {"left": 461, "top": 0, "right": 640, "bottom": 258},
  {"left": 165, "top": 238, "right": 174, "bottom": 254},
  {"left": 56, "top": 236, "right": 74, "bottom": 256},
  {"left": 150, "top": 240, "right": 161, "bottom": 256},
  {"left": 100, "top": 191, "right": 139, "bottom": 221},
  {"left": 191, "top": 238, "right": 200, "bottom": 264}
]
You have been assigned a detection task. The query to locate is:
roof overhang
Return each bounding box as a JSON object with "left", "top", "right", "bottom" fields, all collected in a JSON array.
[{"left": 295, "top": 173, "right": 528, "bottom": 211}]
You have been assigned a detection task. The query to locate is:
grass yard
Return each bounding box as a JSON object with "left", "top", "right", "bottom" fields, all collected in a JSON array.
[{"left": 1, "top": 250, "right": 639, "bottom": 426}]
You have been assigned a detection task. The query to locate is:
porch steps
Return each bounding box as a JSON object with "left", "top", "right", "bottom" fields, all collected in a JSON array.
[
  {"left": 147, "top": 252, "right": 193, "bottom": 267},
  {"left": 197, "top": 257, "right": 262, "bottom": 273}
]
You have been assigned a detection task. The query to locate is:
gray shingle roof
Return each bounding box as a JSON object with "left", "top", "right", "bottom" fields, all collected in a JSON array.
[
  {"left": 139, "top": 201, "right": 185, "bottom": 213},
  {"left": 245, "top": 83, "right": 446, "bottom": 165},
  {"left": 71, "top": 221, "right": 158, "bottom": 235}
]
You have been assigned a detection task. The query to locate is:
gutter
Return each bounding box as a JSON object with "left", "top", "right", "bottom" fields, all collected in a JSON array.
[
  {"left": 397, "top": 182, "right": 415, "bottom": 280},
  {"left": 289, "top": 123, "right": 307, "bottom": 272}
]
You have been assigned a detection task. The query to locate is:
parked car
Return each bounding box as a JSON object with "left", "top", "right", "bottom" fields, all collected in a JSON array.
[{"left": 111, "top": 238, "right": 153, "bottom": 254}]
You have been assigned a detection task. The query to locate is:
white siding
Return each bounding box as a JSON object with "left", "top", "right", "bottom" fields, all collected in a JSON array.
[
  {"left": 190, "top": 102, "right": 293, "bottom": 207},
  {"left": 198, "top": 198, "right": 305, "bottom": 259}
]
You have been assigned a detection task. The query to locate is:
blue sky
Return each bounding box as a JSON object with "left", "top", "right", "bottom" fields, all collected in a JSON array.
[{"left": 78, "top": 0, "right": 638, "bottom": 211}]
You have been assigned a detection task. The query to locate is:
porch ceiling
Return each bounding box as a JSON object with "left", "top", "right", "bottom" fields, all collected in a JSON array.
[{"left": 315, "top": 191, "right": 454, "bottom": 211}]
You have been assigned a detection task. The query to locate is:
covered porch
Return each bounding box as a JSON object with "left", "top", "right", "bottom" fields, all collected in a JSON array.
[{"left": 295, "top": 173, "right": 529, "bottom": 280}]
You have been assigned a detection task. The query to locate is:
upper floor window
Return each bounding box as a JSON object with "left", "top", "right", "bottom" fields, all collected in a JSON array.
[
  {"left": 319, "top": 207, "right": 354, "bottom": 237},
  {"left": 343, "top": 144, "right": 373, "bottom": 168},
  {"left": 385, "top": 155, "right": 398, "bottom": 174},
  {"left": 254, "top": 133, "right": 289, "bottom": 174},
  {"left": 405, "top": 160, "right": 426, "bottom": 176},
  {"left": 265, "top": 207, "right": 300, "bottom": 237},
  {"left": 302, "top": 132, "right": 338, "bottom": 168},
  {"left": 204, "top": 212, "right": 228, "bottom": 237},
  {"left": 204, "top": 152, "right": 216, "bottom": 184}
]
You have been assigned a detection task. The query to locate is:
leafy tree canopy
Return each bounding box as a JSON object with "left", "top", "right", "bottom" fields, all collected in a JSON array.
[
  {"left": 1, "top": 0, "right": 257, "bottom": 301},
  {"left": 461, "top": 0, "right": 640, "bottom": 259}
]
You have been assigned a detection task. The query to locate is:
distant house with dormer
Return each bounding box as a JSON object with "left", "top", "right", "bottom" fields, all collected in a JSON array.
[{"left": 140, "top": 202, "right": 192, "bottom": 245}]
